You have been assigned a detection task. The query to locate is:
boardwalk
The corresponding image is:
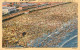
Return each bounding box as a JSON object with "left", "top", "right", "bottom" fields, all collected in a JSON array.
[{"left": 2, "top": 2, "right": 71, "bottom": 21}]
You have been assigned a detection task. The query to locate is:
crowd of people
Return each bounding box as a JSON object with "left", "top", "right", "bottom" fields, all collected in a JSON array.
[{"left": 2, "top": 2, "right": 77, "bottom": 47}]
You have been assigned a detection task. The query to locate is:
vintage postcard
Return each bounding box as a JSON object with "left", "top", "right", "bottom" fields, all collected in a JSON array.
[{"left": 0, "top": 0, "right": 80, "bottom": 50}]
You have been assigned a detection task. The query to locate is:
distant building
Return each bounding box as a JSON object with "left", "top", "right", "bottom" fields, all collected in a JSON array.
[
  {"left": 17, "top": 3, "right": 37, "bottom": 11},
  {"left": 2, "top": 6, "right": 17, "bottom": 15},
  {"left": 2, "top": 2, "right": 9, "bottom": 7}
]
